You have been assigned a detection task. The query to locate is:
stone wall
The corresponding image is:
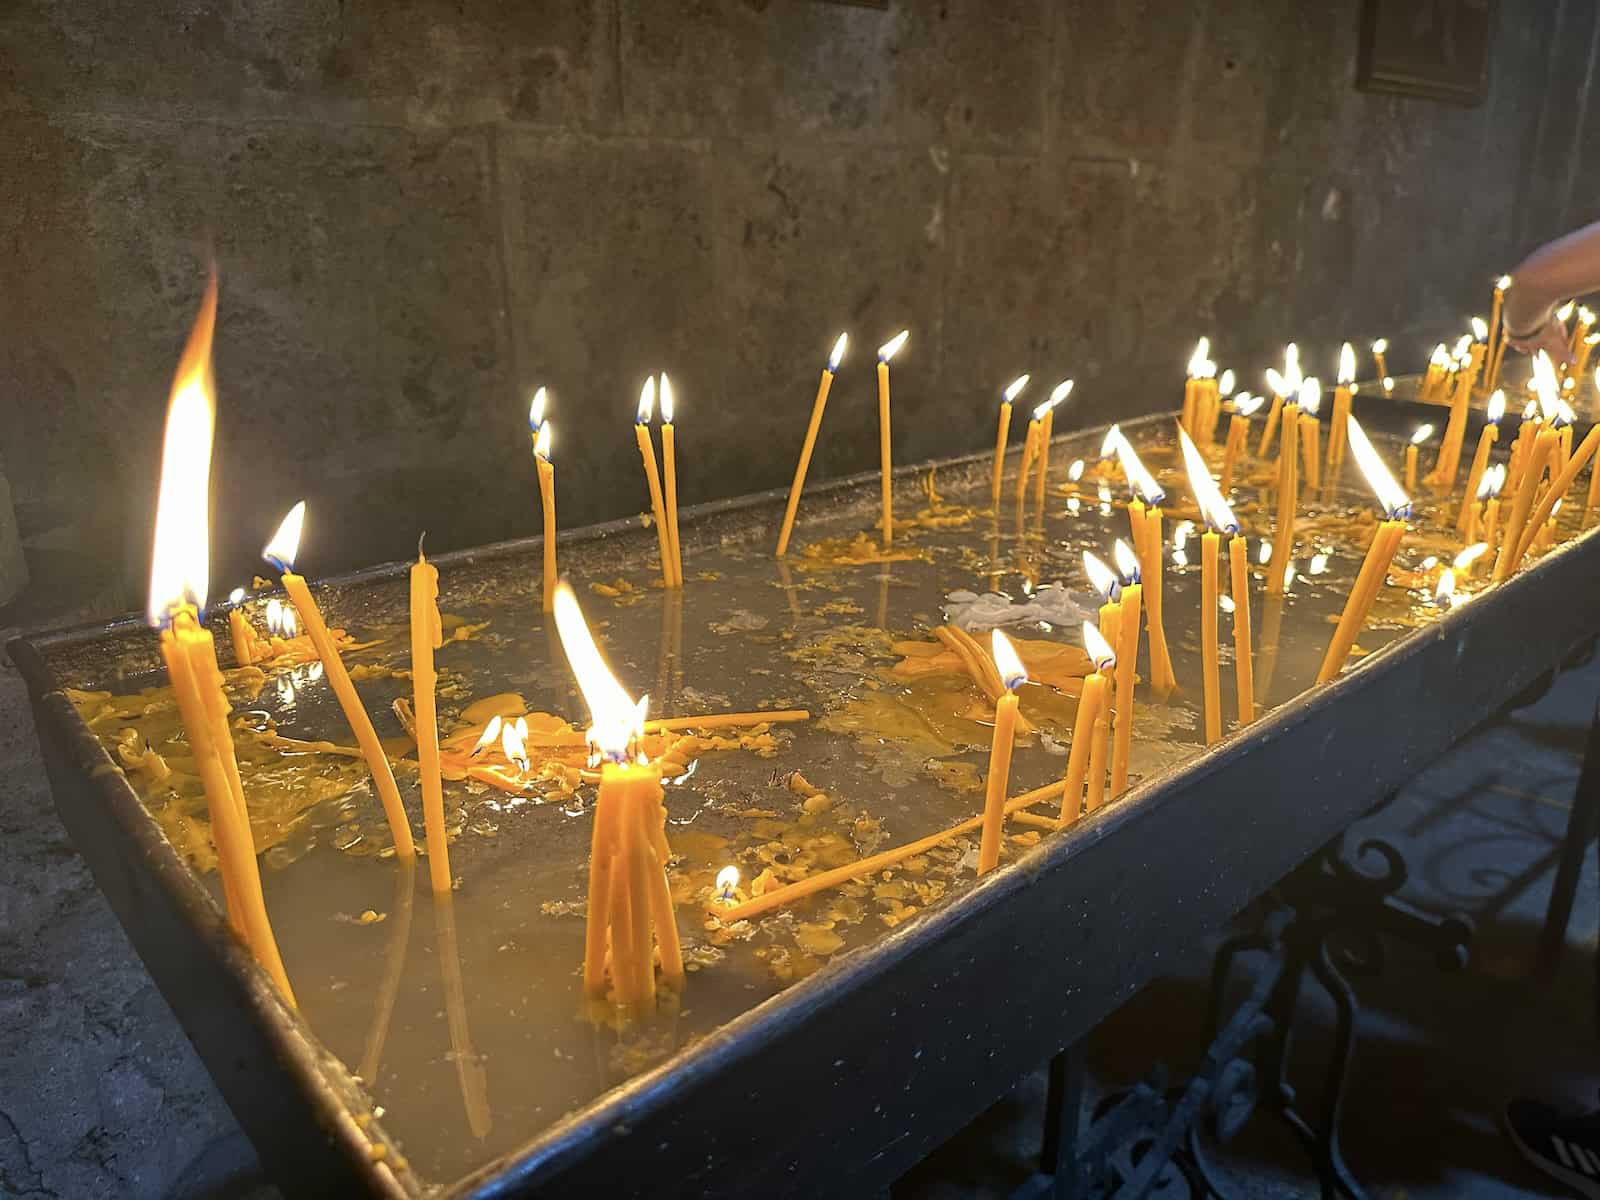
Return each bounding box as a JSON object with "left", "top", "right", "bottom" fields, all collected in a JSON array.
[{"left": 1, "top": 1, "right": 1594, "bottom": 610}]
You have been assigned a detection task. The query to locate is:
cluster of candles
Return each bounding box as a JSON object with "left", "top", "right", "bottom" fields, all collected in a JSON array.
[{"left": 145, "top": 267, "right": 1600, "bottom": 1020}]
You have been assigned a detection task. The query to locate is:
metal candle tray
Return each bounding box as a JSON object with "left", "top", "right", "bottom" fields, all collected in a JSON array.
[{"left": 11, "top": 409, "right": 1599, "bottom": 1198}]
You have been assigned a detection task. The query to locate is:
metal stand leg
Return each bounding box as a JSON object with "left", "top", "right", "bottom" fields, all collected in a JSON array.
[
  {"left": 1537, "top": 699, "right": 1600, "bottom": 978},
  {"left": 1038, "top": 1043, "right": 1087, "bottom": 1197}
]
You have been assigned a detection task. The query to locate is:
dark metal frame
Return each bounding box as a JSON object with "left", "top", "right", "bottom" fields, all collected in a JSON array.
[
  {"left": 11, "top": 410, "right": 1600, "bottom": 1198},
  {"left": 1355, "top": 0, "right": 1495, "bottom": 108}
]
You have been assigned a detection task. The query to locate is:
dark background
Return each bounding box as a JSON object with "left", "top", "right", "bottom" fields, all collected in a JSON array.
[{"left": 2, "top": 0, "right": 1597, "bottom": 615}]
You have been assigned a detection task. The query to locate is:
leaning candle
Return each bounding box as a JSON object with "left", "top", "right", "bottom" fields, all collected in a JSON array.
[
  {"left": 553, "top": 583, "right": 682, "bottom": 1008},
  {"left": 659, "top": 373, "right": 684, "bottom": 586},
  {"left": 633, "top": 378, "right": 676, "bottom": 588},
  {"left": 1371, "top": 338, "right": 1389, "bottom": 385},
  {"left": 1083, "top": 550, "right": 1122, "bottom": 800},
  {"left": 1430, "top": 323, "right": 1487, "bottom": 488},
  {"left": 1108, "top": 539, "right": 1143, "bottom": 796},
  {"left": 1220, "top": 394, "right": 1262, "bottom": 493},
  {"left": 146, "top": 275, "right": 294, "bottom": 1001},
  {"left": 777, "top": 333, "right": 848, "bottom": 556},
  {"left": 1034, "top": 380, "right": 1072, "bottom": 508},
  {"left": 878, "top": 330, "right": 909, "bottom": 545},
  {"left": 1328, "top": 343, "right": 1355, "bottom": 469},
  {"left": 1060, "top": 621, "right": 1114, "bottom": 824},
  {"left": 410, "top": 539, "right": 450, "bottom": 894},
  {"left": 1266, "top": 389, "right": 1302, "bottom": 597},
  {"left": 1512, "top": 420, "right": 1600, "bottom": 569},
  {"left": 1455, "top": 391, "right": 1504, "bottom": 533},
  {"left": 1317, "top": 417, "right": 1409, "bottom": 682},
  {"left": 978, "top": 631, "right": 1026, "bottom": 875},
  {"left": 1109, "top": 429, "right": 1174, "bottom": 694},
  {"left": 1404, "top": 423, "right": 1433, "bottom": 495},
  {"left": 534, "top": 421, "right": 557, "bottom": 610},
  {"left": 1495, "top": 354, "right": 1563, "bottom": 580},
  {"left": 1486, "top": 278, "right": 1514, "bottom": 392},
  {"left": 989, "top": 372, "right": 1028, "bottom": 507},
  {"left": 264, "top": 502, "right": 415, "bottom": 860}
]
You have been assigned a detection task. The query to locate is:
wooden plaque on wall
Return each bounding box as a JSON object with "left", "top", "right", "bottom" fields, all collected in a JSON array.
[{"left": 1357, "top": 0, "right": 1494, "bottom": 106}]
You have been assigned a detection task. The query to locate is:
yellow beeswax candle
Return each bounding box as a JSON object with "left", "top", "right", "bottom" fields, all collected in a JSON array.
[
  {"left": 410, "top": 543, "right": 450, "bottom": 894},
  {"left": 264, "top": 502, "right": 414, "bottom": 860},
  {"left": 989, "top": 372, "right": 1026, "bottom": 507},
  {"left": 1059, "top": 622, "right": 1112, "bottom": 825},
  {"left": 1370, "top": 339, "right": 1388, "bottom": 390},
  {"left": 633, "top": 378, "right": 676, "bottom": 589},
  {"left": 878, "top": 330, "right": 909, "bottom": 546},
  {"left": 1329, "top": 343, "right": 1356, "bottom": 469},
  {"left": 534, "top": 422, "right": 557, "bottom": 610},
  {"left": 659, "top": 374, "right": 684, "bottom": 587},
  {"left": 1267, "top": 403, "right": 1300, "bottom": 596},
  {"left": 1456, "top": 392, "right": 1504, "bottom": 533},
  {"left": 978, "top": 632, "right": 1026, "bottom": 875},
  {"left": 1201, "top": 528, "right": 1221, "bottom": 743},
  {"left": 1229, "top": 534, "right": 1254, "bottom": 726},
  {"left": 1109, "top": 540, "right": 1143, "bottom": 797},
  {"left": 777, "top": 334, "right": 847, "bottom": 556}
]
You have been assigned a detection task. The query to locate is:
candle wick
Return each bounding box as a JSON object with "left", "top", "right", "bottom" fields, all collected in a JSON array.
[{"left": 418, "top": 530, "right": 428, "bottom": 557}]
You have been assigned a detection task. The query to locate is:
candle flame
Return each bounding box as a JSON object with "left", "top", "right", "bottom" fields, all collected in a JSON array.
[
  {"left": 501, "top": 720, "right": 529, "bottom": 771},
  {"left": 1486, "top": 390, "right": 1506, "bottom": 423},
  {"left": 1176, "top": 426, "right": 1238, "bottom": 532},
  {"left": 551, "top": 581, "right": 647, "bottom": 762},
  {"left": 1370, "top": 337, "right": 1388, "bottom": 355},
  {"left": 878, "top": 330, "right": 909, "bottom": 362},
  {"left": 1496, "top": 274, "right": 1512, "bottom": 292},
  {"left": 1187, "top": 337, "right": 1211, "bottom": 376},
  {"left": 1430, "top": 344, "right": 1449, "bottom": 368},
  {"left": 1112, "top": 538, "right": 1140, "bottom": 583},
  {"left": 1082, "top": 621, "right": 1115, "bottom": 671},
  {"left": 1558, "top": 300, "right": 1577, "bottom": 323},
  {"left": 715, "top": 866, "right": 740, "bottom": 899},
  {"left": 1454, "top": 542, "right": 1489, "bottom": 569},
  {"left": 1217, "top": 368, "right": 1235, "bottom": 395},
  {"left": 1434, "top": 569, "right": 1456, "bottom": 605},
  {"left": 1235, "top": 393, "right": 1265, "bottom": 416},
  {"left": 147, "top": 271, "right": 219, "bottom": 626},
  {"left": 828, "top": 333, "right": 849, "bottom": 371},
  {"left": 1345, "top": 416, "right": 1409, "bottom": 518},
  {"left": 636, "top": 376, "right": 655, "bottom": 425},
  {"left": 1068, "top": 459, "right": 1085, "bottom": 482},
  {"left": 658, "top": 373, "right": 675, "bottom": 423},
  {"left": 1471, "top": 316, "right": 1488, "bottom": 341},
  {"left": 1339, "top": 342, "right": 1357, "bottom": 384},
  {"left": 1283, "top": 344, "right": 1302, "bottom": 394},
  {"left": 1265, "top": 368, "right": 1288, "bottom": 399},
  {"left": 1101, "top": 424, "right": 1125, "bottom": 460},
  {"left": 1083, "top": 550, "right": 1118, "bottom": 599},
  {"left": 1558, "top": 400, "right": 1576, "bottom": 427},
  {"left": 990, "top": 630, "right": 1027, "bottom": 692},
  {"left": 1050, "top": 378, "right": 1074, "bottom": 406},
  {"left": 227, "top": 587, "right": 245, "bottom": 606},
  {"left": 1410, "top": 424, "right": 1434, "bottom": 445},
  {"left": 1452, "top": 333, "right": 1472, "bottom": 359},
  {"left": 1111, "top": 432, "right": 1164, "bottom": 504},
  {"left": 473, "top": 714, "right": 504, "bottom": 755},
  {"left": 1032, "top": 397, "right": 1058, "bottom": 422},
  {"left": 264, "top": 597, "right": 298, "bottom": 639},
  {"left": 1258, "top": 540, "right": 1273, "bottom": 564},
  {"left": 534, "top": 420, "right": 553, "bottom": 461},
  {"left": 1219, "top": 593, "right": 1236, "bottom": 614},
  {"left": 1003, "top": 373, "right": 1031, "bottom": 403},
  {"left": 1297, "top": 377, "right": 1321, "bottom": 415},
  {"left": 1523, "top": 398, "right": 1539, "bottom": 420},
  {"left": 529, "top": 386, "right": 548, "bottom": 430},
  {"left": 1532, "top": 350, "right": 1562, "bottom": 421},
  {"left": 262, "top": 501, "right": 306, "bottom": 574},
  {"left": 1480, "top": 462, "right": 1506, "bottom": 498}
]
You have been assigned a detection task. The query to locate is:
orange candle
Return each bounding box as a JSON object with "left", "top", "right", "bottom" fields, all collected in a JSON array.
[
  {"left": 1456, "top": 391, "right": 1504, "bottom": 533},
  {"left": 989, "top": 372, "right": 1027, "bottom": 507},
  {"left": 264, "top": 503, "right": 415, "bottom": 860},
  {"left": 778, "top": 334, "right": 847, "bottom": 556},
  {"left": 633, "top": 378, "right": 676, "bottom": 589},
  {"left": 1404, "top": 423, "right": 1433, "bottom": 496},
  {"left": 1267, "top": 400, "right": 1300, "bottom": 596},
  {"left": 410, "top": 543, "right": 450, "bottom": 894},
  {"left": 534, "top": 421, "right": 557, "bottom": 610},
  {"left": 1370, "top": 338, "right": 1389, "bottom": 389},
  {"left": 1060, "top": 622, "right": 1113, "bottom": 824},
  {"left": 1220, "top": 394, "right": 1262, "bottom": 493},
  {"left": 1229, "top": 534, "right": 1254, "bottom": 726},
  {"left": 1109, "top": 540, "right": 1143, "bottom": 797},
  {"left": 1328, "top": 343, "right": 1355, "bottom": 469},
  {"left": 660, "top": 374, "right": 684, "bottom": 586},
  {"left": 1317, "top": 417, "right": 1409, "bottom": 682},
  {"left": 1299, "top": 384, "right": 1322, "bottom": 491},
  {"left": 878, "top": 330, "right": 908, "bottom": 545},
  {"left": 1179, "top": 427, "right": 1240, "bottom": 741},
  {"left": 978, "top": 632, "right": 1026, "bottom": 874}
]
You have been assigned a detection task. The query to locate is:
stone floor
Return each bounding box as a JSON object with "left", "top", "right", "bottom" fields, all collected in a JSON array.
[{"left": 3, "top": 621, "right": 1599, "bottom": 1197}]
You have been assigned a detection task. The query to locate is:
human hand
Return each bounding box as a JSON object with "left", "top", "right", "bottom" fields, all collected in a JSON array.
[{"left": 1503, "top": 314, "right": 1573, "bottom": 367}]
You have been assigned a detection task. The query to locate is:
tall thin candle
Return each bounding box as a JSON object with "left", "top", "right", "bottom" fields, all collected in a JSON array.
[
  {"left": 989, "top": 372, "right": 1028, "bottom": 506},
  {"left": 878, "top": 330, "right": 909, "bottom": 546},
  {"left": 978, "top": 631, "right": 1026, "bottom": 874},
  {"left": 777, "top": 334, "right": 848, "bottom": 556}
]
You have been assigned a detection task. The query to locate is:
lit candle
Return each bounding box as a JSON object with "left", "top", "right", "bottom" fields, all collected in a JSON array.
[
  {"left": 978, "top": 631, "right": 1026, "bottom": 874},
  {"left": 1486, "top": 277, "right": 1514, "bottom": 392},
  {"left": 1109, "top": 430, "right": 1175, "bottom": 695},
  {"left": 1266, "top": 381, "right": 1303, "bottom": 597},
  {"left": 1298, "top": 377, "right": 1322, "bottom": 491},
  {"left": 148, "top": 277, "right": 295, "bottom": 1004},
  {"left": 1317, "top": 417, "right": 1410, "bottom": 682},
  {"left": 989, "top": 371, "right": 1028, "bottom": 507},
  {"left": 1207, "top": 368, "right": 1235, "bottom": 451},
  {"left": 553, "top": 582, "right": 683, "bottom": 1009},
  {"left": 1404, "top": 423, "right": 1434, "bottom": 495},
  {"left": 1034, "top": 380, "right": 1072, "bottom": 508},
  {"left": 1083, "top": 551, "right": 1120, "bottom": 811},
  {"left": 1420, "top": 344, "right": 1449, "bottom": 406},
  {"left": 1511, "top": 418, "right": 1600, "bottom": 570},
  {"left": 410, "top": 538, "right": 450, "bottom": 894},
  {"left": 1229, "top": 524, "right": 1254, "bottom": 726},
  {"left": 1329, "top": 343, "right": 1356, "bottom": 469},
  {"left": 1495, "top": 353, "right": 1563, "bottom": 581},
  {"left": 777, "top": 334, "right": 848, "bottom": 557},
  {"left": 263, "top": 502, "right": 415, "bottom": 860},
  {"left": 1178, "top": 426, "right": 1240, "bottom": 742},
  {"left": 1108, "top": 538, "right": 1143, "bottom": 796},
  {"left": 659, "top": 373, "right": 684, "bottom": 586},
  {"left": 1371, "top": 338, "right": 1389, "bottom": 384},
  {"left": 1181, "top": 338, "right": 1209, "bottom": 436},
  {"left": 1447, "top": 388, "right": 1500, "bottom": 530},
  {"left": 1220, "top": 394, "right": 1262, "bottom": 493},
  {"left": 1571, "top": 305, "right": 1595, "bottom": 361},
  {"left": 1577, "top": 332, "right": 1600, "bottom": 381},
  {"left": 1259, "top": 345, "right": 1299, "bottom": 458},
  {"left": 1481, "top": 465, "right": 1506, "bottom": 561},
  {"left": 1015, "top": 400, "right": 1044, "bottom": 505},
  {"left": 1454, "top": 540, "right": 1490, "bottom": 581},
  {"left": 534, "top": 420, "right": 556, "bottom": 610},
  {"left": 1059, "top": 621, "right": 1114, "bottom": 824},
  {"left": 225, "top": 587, "right": 262, "bottom": 666},
  {"left": 1430, "top": 320, "right": 1488, "bottom": 488},
  {"left": 878, "top": 330, "right": 909, "bottom": 546},
  {"left": 633, "top": 379, "right": 676, "bottom": 589}
]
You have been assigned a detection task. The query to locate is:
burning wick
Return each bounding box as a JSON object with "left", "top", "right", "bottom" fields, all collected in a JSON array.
[
  {"left": 472, "top": 714, "right": 504, "bottom": 756},
  {"left": 716, "top": 866, "right": 740, "bottom": 903}
]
